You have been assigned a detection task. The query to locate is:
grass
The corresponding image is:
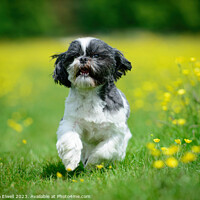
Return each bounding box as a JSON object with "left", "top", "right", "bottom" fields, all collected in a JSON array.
[{"left": 0, "top": 32, "right": 200, "bottom": 200}]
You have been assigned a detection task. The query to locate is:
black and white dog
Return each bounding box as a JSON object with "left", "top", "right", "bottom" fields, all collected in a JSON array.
[{"left": 53, "top": 37, "right": 132, "bottom": 171}]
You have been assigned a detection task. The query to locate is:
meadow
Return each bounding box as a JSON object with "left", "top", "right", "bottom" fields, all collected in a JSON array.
[{"left": 0, "top": 32, "right": 200, "bottom": 200}]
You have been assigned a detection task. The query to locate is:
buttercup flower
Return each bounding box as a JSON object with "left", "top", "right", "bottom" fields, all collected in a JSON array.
[
  {"left": 153, "top": 138, "right": 160, "bottom": 143},
  {"left": 72, "top": 179, "right": 77, "bottom": 183},
  {"left": 150, "top": 148, "right": 161, "bottom": 157},
  {"left": 66, "top": 168, "right": 72, "bottom": 172},
  {"left": 163, "top": 145, "right": 179, "bottom": 156},
  {"left": 194, "top": 67, "right": 200, "bottom": 74},
  {"left": 164, "top": 92, "right": 171, "bottom": 102},
  {"left": 96, "top": 164, "right": 104, "bottom": 169},
  {"left": 181, "top": 152, "right": 196, "bottom": 163},
  {"left": 80, "top": 179, "right": 84, "bottom": 182},
  {"left": 175, "top": 139, "right": 181, "bottom": 145},
  {"left": 177, "top": 89, "right": 186, "bottom": 95},
  {"left": 184, "top": 139, "right": 192, "bottom": 144},
  {"left": 165, "top": 157, "right": 178, "bottom": 168},
  {"left": 182, "top": 69, "right": 189, "bottom": 75},
  {"left": 161, "top": 147, "right": 167, "bottom": 151},
  {"left": 153, "top": 160, "right": 165, "bottom": 169},
  {"left": 190, "top": 57, "right": 196, "bottom": 62},
  {"left": 146, "top": 142, "right": 156, "bottom": 150},
  {"left": 177, "top": 119, "right": 186, "bottom": 125},
  {"left": 191, "top": 146, "right": 200, "bottom": 153},
  {"left": 7, "top": 119, "right": 23, "bottom": 133},
  {"left": 162, "top": 106, "right": 168, "bottom": 111},
  {"left": 175, "top": 57, "right": 184, "bottom": 64},
  {"left": 23, "top": 117, "right": 33, "bottom": 127},
  {"left": 108, "top": 166, "right": 112, "bottom": 169},
  {"left": 22, "top": 139, "right": 27, "bottom": 144},
  {"left": 56, "top": 172, "right": 62, "bottom": 178}
]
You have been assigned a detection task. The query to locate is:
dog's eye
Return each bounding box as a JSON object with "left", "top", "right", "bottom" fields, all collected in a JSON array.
[{"left": 92, "top": 54, "right": 99, "bottom": 58}]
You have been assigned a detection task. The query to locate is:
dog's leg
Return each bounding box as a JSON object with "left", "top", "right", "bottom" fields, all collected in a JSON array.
[
  {"left": 57, "top": 132, "right": 82, "bottom": 171},
  {"left": 56, "top": 120, "right": 82, "bottom": 171},
  {"left": 86, "top": 129, "right": 131, "bottom": 168}
]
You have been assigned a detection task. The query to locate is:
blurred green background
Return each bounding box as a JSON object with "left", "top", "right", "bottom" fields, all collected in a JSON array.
[
  {"left": 0, "top": 1, "right": 200, "bottom": 199},
  {"left": 1, "top": 0, "right": 200, "bottom": 38}
]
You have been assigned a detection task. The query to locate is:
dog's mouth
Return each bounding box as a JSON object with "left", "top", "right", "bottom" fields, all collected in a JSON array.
[{"left": 76, "top": 66, "right": 91, "bottom": 77}]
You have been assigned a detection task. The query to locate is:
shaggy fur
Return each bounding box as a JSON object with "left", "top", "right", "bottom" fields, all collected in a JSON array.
[{"left": 53, "top": 37, "right": 132, "bottom": 170}]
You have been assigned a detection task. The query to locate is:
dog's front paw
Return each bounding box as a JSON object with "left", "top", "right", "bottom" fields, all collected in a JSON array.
[
  {"left": 62, "top": 150, "right": 81, "bottom": 171},
  {"left": 56, "top": 132, "right": 82, "bottom": 171}
]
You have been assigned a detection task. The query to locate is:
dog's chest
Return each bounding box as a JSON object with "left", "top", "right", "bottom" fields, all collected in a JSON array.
[
  {"left": 63, "top": 88, "right": 127, "bottom": 143},
  {"left": 65, "top": 88, "right": 108, "bottom": 123}
]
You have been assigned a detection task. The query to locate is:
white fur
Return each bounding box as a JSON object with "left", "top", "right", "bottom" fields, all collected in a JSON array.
[
  {"left": 56, "top": 86, "right": 132, "bottom": 170},
  {"left": 76, "top": 37, "right": 95, "bottom": 54}
]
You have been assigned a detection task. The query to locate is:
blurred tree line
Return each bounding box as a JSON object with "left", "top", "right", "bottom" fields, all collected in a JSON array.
[{"left": 0, "top": 0, "right": 200, "bottom": 38}]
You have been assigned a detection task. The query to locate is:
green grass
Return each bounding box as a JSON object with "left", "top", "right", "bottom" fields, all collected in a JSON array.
[{"left": 0, "top": 33, "right": 200, "bottom": 200}]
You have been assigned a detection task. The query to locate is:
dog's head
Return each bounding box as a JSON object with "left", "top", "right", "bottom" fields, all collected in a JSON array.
[{"left": 52, "top": 37, "right": 132, "bottom": 88}]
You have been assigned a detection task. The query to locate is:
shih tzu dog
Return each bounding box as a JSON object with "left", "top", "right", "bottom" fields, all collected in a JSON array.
[{"left": 52, "top": 37, "right": 132, "bottom": 171}]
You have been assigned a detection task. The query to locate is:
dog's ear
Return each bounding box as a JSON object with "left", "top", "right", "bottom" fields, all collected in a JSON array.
[
  {"left": 52, "top": 53, "right": 71, "bottom": 88},
  {"left": 114, "top": 50, "right": 132, "bottom": 81}
]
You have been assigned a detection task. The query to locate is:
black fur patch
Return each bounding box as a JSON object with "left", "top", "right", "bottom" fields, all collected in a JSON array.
[
  {"left": 52, "top": 38, "right": 132, "bottom": 88},
  {"left": 52, "top": 41, "right": 84, "bottom": 87},
  {"left": 98, "top": 81, "right": 124, "bottom": 112}
]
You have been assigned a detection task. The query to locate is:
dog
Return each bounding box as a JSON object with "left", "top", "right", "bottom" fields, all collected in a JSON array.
[{"left": 52, "top": 37, "right": 132, "bottom": 171}]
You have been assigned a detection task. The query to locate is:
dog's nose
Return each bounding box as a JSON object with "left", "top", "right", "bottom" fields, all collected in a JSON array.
[{"left": 80, "top": 57, "right": 88, "bottom": 64}]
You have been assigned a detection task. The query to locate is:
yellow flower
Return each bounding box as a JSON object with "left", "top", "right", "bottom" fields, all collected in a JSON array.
[
  {"left": 66, "top": 168, "right": 72, "bottom": 172},
  {"left": 182, "top": 69, "right": 189, "bottom": 75},
  {"left": 184, "top": 139, "right": 192, "bottom": 144},
  {"left": 22, "top": 139, "right": 27, "bottom": 144},
  {"left": 175, "top": 57, "right": 184, "bottom": 64},
  {"left": 196, "top": 72, "right": 200, "bottom": 78},
  {"left": 153, "top": 160, "right": 165, "bottom": 169},
  {"left": 194, "top": 67, "right": 200, "bottom": 74},
  {"left": 163, "top": 145, "right": 179, "bottom": 156},
  {"left": 146, "top": 142, "right": 156, "bottom": 150},
  {"left": 56, "top": 172, "right": 62, "bottom": 178},
  {"left": 175, "top": 139, "right": 181, "bottom": 145},
  {"left": 165, "top": 157, "right": 178, "bottom": 168},
  {"left": 162, "top": 106, "right": 168, "bottom": 111},
  {"left": 153, "top": 138, "right": 160, "bottom": 143},
  {"left": 181, "top": 152, "right": 196, "bottom": 163},
  {"left": 177, "top": 89, "right": 186, "bottom": 95},
  {"left": 191, "top": 146, "right": 200, "bottom": 153},
  {"left": 7, "top": 119, "right": 23, "bottom": 133},
  {"left": 72, "top": 179, "right": 77, "bottom": 183},
  {"left": 173, "top": 106, "right": 181, "bottom": 113},
  {"left": 172, "top": 119, "right": 177, "bottom": 125},
  {"left": 164, "top": 92, "right": 171, "bottom": 102},
  {"left": 108, "top": 166, "right": 112, "bottom": 169},
  {"left": 96, "top": 164, "right": 104, "bottom": 169},
  {"left": 80, "top": 179, "right": 84, "bottom": 182},
  {"left": 190, "top": 57, "right": 196, "bottom": 62},
  {"left": 177, "top": 119, "right": 186, "bottom": 125},
  {"left": 150, "top": 148, "right": 161, "bottom": 157},
  {"left": 23, "top": 117, "right": 33, "bottom": 127},
  {"left": 161, "top": 147, "right": 167, "bottom": 151}
]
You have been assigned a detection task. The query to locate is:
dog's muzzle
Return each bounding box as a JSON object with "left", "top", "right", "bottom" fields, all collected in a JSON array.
[{"left": 76, "top": 64, "right": 91, "bottom": 77}]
